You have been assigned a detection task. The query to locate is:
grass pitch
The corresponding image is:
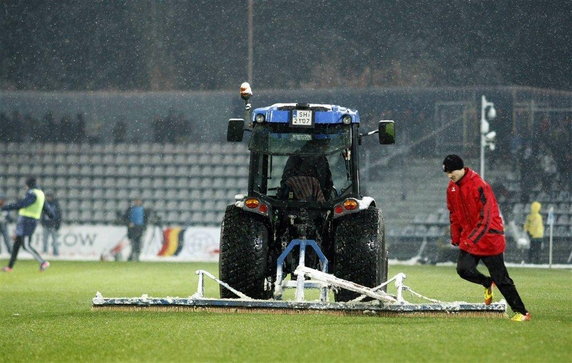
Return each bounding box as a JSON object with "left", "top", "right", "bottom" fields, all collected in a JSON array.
[{"left": 1, "top": 260, "right": 570, "bottom": 362}]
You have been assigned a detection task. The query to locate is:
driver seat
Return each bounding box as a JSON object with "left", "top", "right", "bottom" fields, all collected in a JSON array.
[{"left": 284, "top": 176, "right": 325, "bottom": 202}]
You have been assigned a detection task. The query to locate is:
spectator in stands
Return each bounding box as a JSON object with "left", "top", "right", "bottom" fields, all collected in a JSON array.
[
  {"left": 442, "top": 155, "right": 530, "bottom": 321},
  {"left": 9, "top": 111, "right": 25, "bottom": 142},
  {"left": 0, "top": 112, "right": 9, "bottom": 141},
  {"left": 75, "top": 113, "right": 87, "bottom": 143},
  {"left": 524, "top": 201, "right": 544, "bottom": 264},
  {"left": 539, "top": 146, "right": 558, "bottom": 190},
  {"left": 112, "top": 118, "right": 127, "bottom": 143},
  {"left": 1, "top": 177, "right": 53, "bottom": 272},
  {"left": 0, "top": 192, "right": 14, "bottom": 254},
  {"left": 123, "top": 198, "right": 147, "bottom": 262},
  {"left": 152, "top": 115, "right": 166, "bottom": 142},
  {"left": 42, "top": 112, "right": 57, "bottom": 142},
  {"left": 519, "top": 143, "right": 540, "bottom": 202},
  {"left": 41, "top": 192, "right": 62, "bottom": 256},
  {"left": 60, "top": 115, "right": 74, "bottom": 143},
  {"left": 25, "top": 114, "right": 42, "bottom": 143}
]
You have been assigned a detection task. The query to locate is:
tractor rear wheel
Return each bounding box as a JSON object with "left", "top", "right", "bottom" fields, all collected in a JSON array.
[
  {"left": 333, "top": 206, "right": 387, "bottom": 302},
  {"left": 219, "top": 206, "right": 271, "bottom": 299}
]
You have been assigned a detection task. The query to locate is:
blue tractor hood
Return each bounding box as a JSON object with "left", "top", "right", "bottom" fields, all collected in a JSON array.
[{"left": 252, "top": 103, "right": 360, "bottom": 125}]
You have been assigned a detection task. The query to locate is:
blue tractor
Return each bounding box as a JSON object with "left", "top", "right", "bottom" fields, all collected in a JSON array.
[{"left": 220, "top": 83, "right": 395, "bottom": 301}]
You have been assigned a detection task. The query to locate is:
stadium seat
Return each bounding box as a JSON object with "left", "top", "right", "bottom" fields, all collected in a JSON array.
[
  {"left": 191, "top": 212, "right": 204, "bottom": 224},
  {"left": 55, "top": 165, "right": 68, "bottom": 176},
  {"left": 66, "top": 210, "right": 80, "bottom": 224},
  {"left": 163, "top": 154, "right": 175, "bottom": 164},
  {"left": 164, "top": 189, "right": 178, "bottom": 200},
  {"left": 204, "top": 212, "right": 218, "bottom": 225},
  {"left": 68, "top": 188, "right": 82, "bottom": 199},
  {"left": 53, "top": 154, "right": 67, "bottom": 165},
  {"left": 427, "top": 226, "right": 441, "bottom": 237},
  {"left": 180, "top": 211, "right": 192, "bottom": 224},
  {"left": 66, "top": 200, "right": 80, "bottom": 211},
  {"left": 423, "top": 213, "right": 437, "bottom": 225},
  {"left": 140, "top": 166, "right": 153, "bottom": 176},
  {"left": 198, "top": 154, "right": 211, "bottom": 164},
  {"left": 174, "top": 154, "right": 187, "bottom": 165},
  {"left": 127, "top": 189, "right": 141, "bottom": 200},
  {"left": 214, "top": 189, "right": 228, "bottom": 200},
  {"left": 102, "top": 154, "right": 115, "bottom": 164},
  {"left": 179, "top": 200, "right": 191, "bottom": 210},
  {"left": 165, "top": 200, "right": 179, "bottom": 210},
  {"left": 164, "top": 165, "right": 177, "bottom": 176},
  {"left": 176, "top": 178, "right": 189, "bottom": 189},
  {"left": 68, "top": 165, "right": 81, "bottom": 176},
  {"left": 402, "top": 225, "right": 415, "bottom": 237},
  {"left": 214, "top": 200, "right": 227, "bottom": 211},
  {"left": 165, "top": 211, "right": 181, "bottom": 225},
  {"left": 93, "top": 210, "right": 105, "bottom": 223},
  {"left": 116, "top": 189, "right": 129, "bottom": 200},
  {"left": 149, "top": 154, "right": 163, "bottom": 164},
  {"left": 103, "top": 200, "right": 117, "bottom": 211},
  {"left": 557, "top": 215, "right": 569, "bottom": 225},
  {"left": 414, "top": 225, "right": 427, "bottom": 237},
  {"left": 211, "top": 178, "right": 224, "bottom": 189}
]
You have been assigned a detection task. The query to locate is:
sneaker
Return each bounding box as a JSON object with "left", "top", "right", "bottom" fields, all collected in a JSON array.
[
  {"left": 484, "top": 282, "right": 495, "bottom": 305},
  {"left": 2, "top": 266, "right": 13, "bottom": 272},
  {"left": 511, "top": 312, "right": 531, "bottom": 322},
  {"left": 39, "top": 261, "right": 50, "bottom": 272}
]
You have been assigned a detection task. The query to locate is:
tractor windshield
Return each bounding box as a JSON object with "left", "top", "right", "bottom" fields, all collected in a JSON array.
[
  {"left": 249, "top": 124, "right": 354, "bottom": 201},
  {"left": 249, "top": 124, "right": 351, "bottom": 155}
]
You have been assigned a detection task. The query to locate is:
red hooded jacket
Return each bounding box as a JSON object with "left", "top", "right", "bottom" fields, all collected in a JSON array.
[{"left": 446, "top": 167, "right": 505, "bottom": 256}]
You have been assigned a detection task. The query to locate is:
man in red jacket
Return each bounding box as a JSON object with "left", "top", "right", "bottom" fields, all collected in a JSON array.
[{"left": 443, "top": 155, "right": 530, "bottom": 322}]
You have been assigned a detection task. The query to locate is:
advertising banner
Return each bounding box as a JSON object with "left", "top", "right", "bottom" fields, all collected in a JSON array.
[{"left": 0, "top": 224, "right": 221, "bottom": 262}]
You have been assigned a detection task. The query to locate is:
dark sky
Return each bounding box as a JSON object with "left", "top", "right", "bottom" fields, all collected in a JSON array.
[{"left": 1, "top": 0, "right": 570, "bottom": 91}]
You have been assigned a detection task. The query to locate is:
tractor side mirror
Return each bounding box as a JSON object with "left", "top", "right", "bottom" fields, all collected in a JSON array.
[
  {"left": 227, "top": 118, "right": 245, "bottom": 142},
  {"left": 378, "top": 120, "right": 395, "bottom": 144}
]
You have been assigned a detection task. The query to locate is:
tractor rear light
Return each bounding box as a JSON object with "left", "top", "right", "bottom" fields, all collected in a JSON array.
[
  {"left": 259, "top": 204, "right": 268, "bottom": 213},
  {"left": 343, "top": 199, "right": 359, "bottom": 210},
  {"left": 334, "top": 205, "right": 343, "bottom": 214},
  {"left": 245, "top": 198, "right": 260, "bottom": 208}
]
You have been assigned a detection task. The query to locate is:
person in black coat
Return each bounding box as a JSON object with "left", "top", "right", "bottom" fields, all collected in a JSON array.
[{"left": 41, "top": 192, "right": 62, "bottom": 256}]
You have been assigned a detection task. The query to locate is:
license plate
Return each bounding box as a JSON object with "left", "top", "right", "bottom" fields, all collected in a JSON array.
[{"left": 291, "top": 110, "right": 313, "bottom": 127}]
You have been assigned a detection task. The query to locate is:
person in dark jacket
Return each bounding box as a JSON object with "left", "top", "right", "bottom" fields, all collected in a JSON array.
[
  {"left": 443, "top": 155, "right": 530, "bottom": 322},
  {"left": 1, "top": 177, "right": 53, "bottom": 272},
  {"left": 280, "top": 140, "right": 334, "bottom": 201},
  {"left": 124, "top": 198, "right": 147, "bottom": 262},
  {"left": 0, "top": 192, "right": 14, "bottom": 254},
  {"left": 41, "top": 192, "right": 62, "bottom": 256}
]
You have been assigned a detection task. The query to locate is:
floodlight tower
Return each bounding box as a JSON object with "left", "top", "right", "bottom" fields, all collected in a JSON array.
[{"left": 480, "top": 95, "right": 496, "bottom": 179}]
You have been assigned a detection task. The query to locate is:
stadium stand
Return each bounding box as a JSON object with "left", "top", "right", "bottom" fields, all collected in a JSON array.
[
  {"left": 368, "top": 156, "right": 572, "bottom": 264},
  {"left": 0, "top": 142, "right": 249, "bottom": 227}
]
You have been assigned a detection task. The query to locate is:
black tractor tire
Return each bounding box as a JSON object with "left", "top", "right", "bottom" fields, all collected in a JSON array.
[
  {"left": 219, "top": 206, "right": 272, "bottom": 299},
  {"left": 333, "top": 206, "right": 387, "bottom": 302}
]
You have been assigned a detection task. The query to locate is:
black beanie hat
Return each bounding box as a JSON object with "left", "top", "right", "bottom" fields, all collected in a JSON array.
[
  {"left": 442, "top": 155, "right": 464, "bottom": 172},
  {"left": 25, "top": 177, "right": 37, "bottom": 188}
]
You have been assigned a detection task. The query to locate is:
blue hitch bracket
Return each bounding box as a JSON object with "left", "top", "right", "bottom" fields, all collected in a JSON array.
[{"left": 273, "top": 239, "right": 329, "bottom": 302}]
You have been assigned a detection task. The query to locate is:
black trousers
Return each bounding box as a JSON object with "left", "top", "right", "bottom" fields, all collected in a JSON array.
[
  {"left": 528, "top": 238, "right": 543, "bottom": 264},
  {"left": 457, "top": 250, "right": 528, "bottom": 314},
  {"left": 8, "top": 235, "right": 46, "bottom": 268},
  {"left": 127, "top": 226, "right": 144, "bottom": 261}
]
